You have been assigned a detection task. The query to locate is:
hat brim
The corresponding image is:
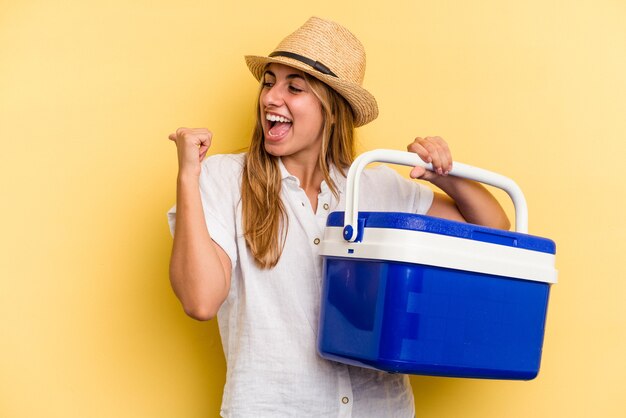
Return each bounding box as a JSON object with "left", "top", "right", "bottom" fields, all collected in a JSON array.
[{"left": 245, "top": 55, "right": 378, "bottom": 127}]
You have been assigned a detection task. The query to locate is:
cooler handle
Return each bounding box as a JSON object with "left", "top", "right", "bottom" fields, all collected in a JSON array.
[{"left": 343, "top": 149, "right": 528, "bottom": 242}]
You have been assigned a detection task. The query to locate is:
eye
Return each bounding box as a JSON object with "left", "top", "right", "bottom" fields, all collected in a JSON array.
[
  {"left": 289, "top": 85, "right": 304, "bottom": 93},
  {"left": 262, "top": 74, "right": 276, "bottom": 88}
]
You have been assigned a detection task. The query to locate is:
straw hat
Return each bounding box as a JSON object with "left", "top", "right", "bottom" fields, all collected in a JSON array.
[{"left": 245, "top": 17, "right": 378, "bottom": 127}]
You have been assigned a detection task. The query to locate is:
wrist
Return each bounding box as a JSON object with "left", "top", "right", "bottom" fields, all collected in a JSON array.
[
  {"left": 426, "top": 173, "right": 455, "bottom": 189},
  {"left": 177, "top": 169, "right": 201, "bottom": 185}
]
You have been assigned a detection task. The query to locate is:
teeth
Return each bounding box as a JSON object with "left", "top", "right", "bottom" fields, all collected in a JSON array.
[{"left": 266, "top": 114, "right": 292, "bottom": 123}]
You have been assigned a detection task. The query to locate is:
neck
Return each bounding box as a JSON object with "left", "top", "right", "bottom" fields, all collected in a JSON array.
[{"left": 282, "top": 154, "right": 324, "bottom": 194}]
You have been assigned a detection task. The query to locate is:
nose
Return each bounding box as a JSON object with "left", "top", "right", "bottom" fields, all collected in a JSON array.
[{"left": 261, "top": 84, "right": 284, "bottom": 108}]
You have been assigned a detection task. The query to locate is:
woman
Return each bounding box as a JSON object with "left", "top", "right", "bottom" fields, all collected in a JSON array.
[{"left": 167, "top": 17, "right": 509, "bottom": 418}]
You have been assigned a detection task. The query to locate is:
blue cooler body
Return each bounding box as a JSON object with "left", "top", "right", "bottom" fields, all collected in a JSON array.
[{"left": 318, "top": 211, "right": 557, "bottom": 380}]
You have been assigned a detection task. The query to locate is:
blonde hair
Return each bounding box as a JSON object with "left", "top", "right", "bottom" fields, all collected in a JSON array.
[{"left": 241, "top": 72, "right": 356, "bottom": 269}]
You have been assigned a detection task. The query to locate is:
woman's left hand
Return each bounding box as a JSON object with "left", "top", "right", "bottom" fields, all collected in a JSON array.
[
  {"left": 407, "top": 136, "right": 453, "bottom": 181},
  {"left": 407, "top": 136, "right": 511, "bottom": 230}
]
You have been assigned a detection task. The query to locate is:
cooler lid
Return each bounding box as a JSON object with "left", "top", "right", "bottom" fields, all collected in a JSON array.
[{"left": 326, "top": 211, "right": 556, "bottom": 255}]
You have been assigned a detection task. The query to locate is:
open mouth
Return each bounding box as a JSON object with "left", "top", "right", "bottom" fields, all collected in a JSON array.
[{"left": 266, "top": 113, "right": 292, "bottom": 138}]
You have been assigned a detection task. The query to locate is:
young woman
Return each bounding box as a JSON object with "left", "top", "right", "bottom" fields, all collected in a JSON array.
[{"left": 167, "top": 17, "right": 509, "bottom": 418}]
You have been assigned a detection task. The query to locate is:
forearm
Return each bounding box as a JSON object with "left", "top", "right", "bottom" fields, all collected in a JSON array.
[
  {"left": 169, "top": 173, "right": 230, "bottom": 320},
  {"left": 428, "top": 175, "right": 511, "bottom": 230}
]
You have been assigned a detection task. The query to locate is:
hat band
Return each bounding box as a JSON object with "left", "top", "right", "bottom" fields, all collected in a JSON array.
[{"left": 269, "top": 51, "right": 338, "bottom": 78}]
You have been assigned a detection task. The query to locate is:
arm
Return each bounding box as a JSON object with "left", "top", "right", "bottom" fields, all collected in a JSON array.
[
  {"left": 408, "top": 137, "right": 511, "bottom": 230},
  {"left": 168, "top": 128, "right": 232, "bottom": 321}
]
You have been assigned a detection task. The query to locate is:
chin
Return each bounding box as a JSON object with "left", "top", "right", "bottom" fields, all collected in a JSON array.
[{"left": 264, "top": 141, "right": 286, "bottom": 157}]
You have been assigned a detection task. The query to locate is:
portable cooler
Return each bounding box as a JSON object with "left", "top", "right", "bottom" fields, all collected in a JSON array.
[{"left": 318, "top": 150, "right": 557, "bottom": 380}]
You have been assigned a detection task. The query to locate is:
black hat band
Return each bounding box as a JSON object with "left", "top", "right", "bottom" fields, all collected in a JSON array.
[{"left": 269, "top": 51, "right": 338, "bottom": 78}]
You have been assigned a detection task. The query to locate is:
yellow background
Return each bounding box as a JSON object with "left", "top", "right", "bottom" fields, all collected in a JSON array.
[{"left": 1, "top": 0, "right": 625, "bottom": 417}]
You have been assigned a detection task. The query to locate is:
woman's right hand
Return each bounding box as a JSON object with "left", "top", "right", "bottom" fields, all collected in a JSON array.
[{"left": 168, "top": 127, "right": 213, "bottom": 177}]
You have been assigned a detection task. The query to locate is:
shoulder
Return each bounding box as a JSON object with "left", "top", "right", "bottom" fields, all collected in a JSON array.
[
  {"left": 357, "top": 163, "right": 434, "bottom": 213},
  {"left": 201, "top": 153, "right": 245, "bottom": 173},
  {"left": 356, "top": 164, "right": 410, "bottom": 203},
  {"left": 360, "top": 164, "right": 405, "bottom": 186},
  {"left": 198, "top": 153, "right": 246, "bottom": 195},
  {"left": 200, "top": 153, "right": 245, "bottom": 182}
]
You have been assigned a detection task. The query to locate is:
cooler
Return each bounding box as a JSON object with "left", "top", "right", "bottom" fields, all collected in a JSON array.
[{"left": 318, "top": 150, "right": 557, "bottom": 380}]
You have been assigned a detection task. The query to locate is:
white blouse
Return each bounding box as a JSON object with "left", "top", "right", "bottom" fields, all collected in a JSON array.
[{"left": 168, "top": 153, "right": 433, "bottom": 417}]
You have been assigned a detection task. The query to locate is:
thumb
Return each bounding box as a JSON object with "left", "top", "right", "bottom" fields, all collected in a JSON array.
[
  {"left": 199, "top": 144, "right": 209, "bottom": 161},
  {"left": 410, "top": 166, "right": 427, "bottom": 179}
]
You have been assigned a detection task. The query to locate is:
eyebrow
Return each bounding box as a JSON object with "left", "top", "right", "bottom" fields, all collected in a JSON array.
[{"left": 263, "top": 70, "right": 305, "bottom": 81}]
